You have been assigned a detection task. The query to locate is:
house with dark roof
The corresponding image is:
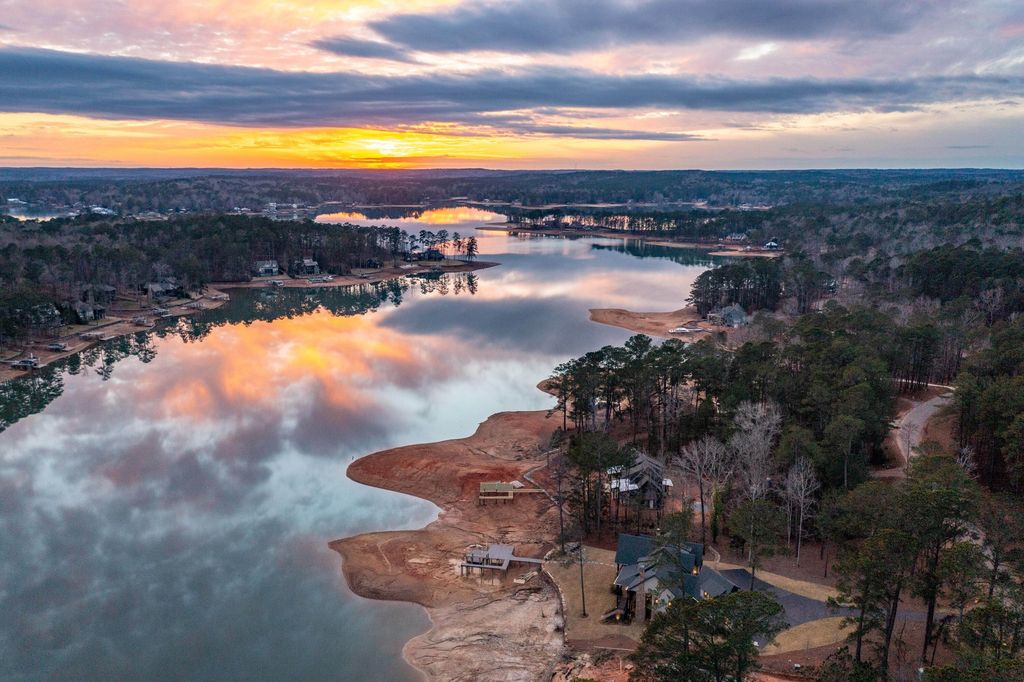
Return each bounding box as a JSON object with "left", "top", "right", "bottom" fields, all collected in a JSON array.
[
  {"left": 253, "top": 259, "right": 279, "bottom": 277},
  {"left": 142, "top": 279, "right": 184, "bottom": 302},
  {"left": 608, "top": 450, "right": 674, "bottom": 511},
  {"left": 603, "top": 533, "right": 738, "bottom": 624},
  {"left": 71, "top": 301, "right": 106, "bottom": 324},
  {"left": 80, "top": 284, "right": 116, "bottom": 305},
  {"left": 295, "top": 257, "right": 320, "bottom": 275},
  {"left": 707, "top": 303, "right": 749, "bottom": 328}
]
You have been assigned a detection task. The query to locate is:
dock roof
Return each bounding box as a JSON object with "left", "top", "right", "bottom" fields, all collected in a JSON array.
[{"left": 479, "top": 481, "right": 515, "bottom": 493}]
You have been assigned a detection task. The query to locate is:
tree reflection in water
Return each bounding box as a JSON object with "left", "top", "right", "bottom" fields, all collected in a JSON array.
[{"left": 0, "top": 272, "right": 481, "bottom": 433}]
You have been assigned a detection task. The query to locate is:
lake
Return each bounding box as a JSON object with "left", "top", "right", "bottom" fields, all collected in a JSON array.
[{"left": 0, "top": 216, "right": 721, "bottom": 680}]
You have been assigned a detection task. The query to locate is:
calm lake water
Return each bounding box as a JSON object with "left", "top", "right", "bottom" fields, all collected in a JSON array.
[{"left": 0, "top": 216, "right": 721, "bottom": 681}]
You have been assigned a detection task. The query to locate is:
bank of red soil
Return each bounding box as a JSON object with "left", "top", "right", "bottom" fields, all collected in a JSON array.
[
  {"left": 588, "top": 306, "right": 715, "bottom": 340},
  {"left": 329, "top": 410, "right": 565, "bottom": 681}
]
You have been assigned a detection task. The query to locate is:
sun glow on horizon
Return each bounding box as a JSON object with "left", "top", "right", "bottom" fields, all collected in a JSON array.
[{"left": 0, "top": 113, "right": 669, "bottom": 168}]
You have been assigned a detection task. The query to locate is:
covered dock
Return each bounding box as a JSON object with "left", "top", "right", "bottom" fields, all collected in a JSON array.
[
  {"left": 478, "top": 480, "right": 544, "bottom": 504},
  {"left": 459, "top": 543, "right": 544, "bottom": 575}
]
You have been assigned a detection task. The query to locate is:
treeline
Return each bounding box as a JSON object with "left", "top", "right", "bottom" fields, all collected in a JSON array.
[
  {"left": 4, "top": 168, "right": 1023, "bottom": 215},
  {"left": 551, "top": 329, "right": 1024, "bottom": 679},
  {"left": 954, "top": 317, "right": 1024, "bottom": 492},
  {"left": 549, "top": 304, "right": 896, "bottom": 491},
  {"left": 0, "top": 213, "right": 405, "bottom": 293},
  {"left": 904, "top": 244, "right": 1024, "bottom": 318},
  {"left": 688, "top": 259, "right": 783, "bottom": 315}
]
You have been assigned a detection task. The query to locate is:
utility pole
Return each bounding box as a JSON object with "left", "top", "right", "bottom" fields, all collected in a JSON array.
[{"left": 578, "top": 536, "right": 588, "bottom": 618}]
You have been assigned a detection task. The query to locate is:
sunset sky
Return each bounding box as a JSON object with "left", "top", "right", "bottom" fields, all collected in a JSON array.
[{"left": 1, "top": 0, "right": 1022, "bottom": 168}]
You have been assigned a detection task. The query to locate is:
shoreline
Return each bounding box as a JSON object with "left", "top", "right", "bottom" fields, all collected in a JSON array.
[
  {"left": 588, "top": 306, "right": 716, "bottom": 340},
  {"left": 0, "top": 259, "right": 497, "bottom": 385},
  {"left": 216, "top": 259, "right": 497, "bottom": 290},
  {"left": 329, "top": 409, "right": 564, "bottom": 681},
  {"left": 0, "top": 289, "right": 231, "bottom": 384},
  {"left": 480, "top": 225, "right": 782, "bottom": 258}
]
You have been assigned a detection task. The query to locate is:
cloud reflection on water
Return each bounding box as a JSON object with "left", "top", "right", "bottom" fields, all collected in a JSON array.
[{"left": 0, "top": 232, "right": 712, "bottom": 680}]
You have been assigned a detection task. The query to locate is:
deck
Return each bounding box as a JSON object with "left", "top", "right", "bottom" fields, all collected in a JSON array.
[{"left": 459, "top": 543, "right": 544, "bottom": 574}]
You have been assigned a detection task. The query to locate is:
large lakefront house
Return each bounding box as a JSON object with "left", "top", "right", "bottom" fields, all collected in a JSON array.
[{"left": 604, "top": 533, "right": 739, "bottom": 624}]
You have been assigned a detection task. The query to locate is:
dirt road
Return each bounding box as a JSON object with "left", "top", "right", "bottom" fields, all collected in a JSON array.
[{"left": 896, "top": 392, "right": 952, "bottom": 463}]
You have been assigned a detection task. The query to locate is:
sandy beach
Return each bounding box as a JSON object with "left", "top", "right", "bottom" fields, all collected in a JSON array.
[
  {"left": 330, "top": 410, "right": 565, "bottom": 681},
  {"left": 588, "top": 306, "right": 712, "bottom": 340}
]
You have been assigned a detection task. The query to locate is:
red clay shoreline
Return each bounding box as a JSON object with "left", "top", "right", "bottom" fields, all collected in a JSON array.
[{"left": 329, "top": 410, "right": 564, "bottom": 680}]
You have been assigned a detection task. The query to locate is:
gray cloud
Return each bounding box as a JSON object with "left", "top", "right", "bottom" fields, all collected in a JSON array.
[
  {"left": 310, "top": 36, "right": 418, "bottom": 63},
  {"left": 370, "top": 0, "right": 935, "bottom": 54},
  {"left": 0, "top": 47, "right": 1019, "bottom": 133}
]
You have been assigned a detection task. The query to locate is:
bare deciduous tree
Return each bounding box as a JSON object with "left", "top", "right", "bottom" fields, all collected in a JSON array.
[
  {"left": 956, "top": 445, "right": 977, "bottom": 478},
  {"left": 678, "top": 435, "right": 733, "bottom": 545},
  {"left": 785, "top": 457, "right": 820, "bottom": 565},
  {"left": 730, "top": 401, "right": 781, "bottom": 500}
]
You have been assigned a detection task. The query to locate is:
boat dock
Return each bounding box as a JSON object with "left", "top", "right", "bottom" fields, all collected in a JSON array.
[
  {"left": 459, "top": 544, "right": 544, "bottom": 575},
  {"left": 478, "top": 480, "right": 545, "bottom": 504}
]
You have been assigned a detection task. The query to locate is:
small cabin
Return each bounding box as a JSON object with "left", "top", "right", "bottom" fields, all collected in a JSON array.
[
  {"left": 295, "top": 258, "right": 320, "bottom": 275},
  {"left": 764, "top": 239, "right": 781, "bottom": 250},
  {"left": 71, "top": 301, "right": 106, "bottom": 324},
  {"left": 608, "top": 451, "right": 673, "bottom": 510},
  {"left": 80, "top": 284, "right": 116, "bottom": 304},
  {"left": 253, "top": 259, "right": 279, "bottom": 277},
  {"left": 142, "top": 279, "right": 184, "bottom": 302}
]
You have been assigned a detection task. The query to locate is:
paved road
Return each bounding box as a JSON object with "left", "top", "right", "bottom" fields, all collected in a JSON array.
[{"left": 719, "top": 569, "right": 857, "bottom": 627}]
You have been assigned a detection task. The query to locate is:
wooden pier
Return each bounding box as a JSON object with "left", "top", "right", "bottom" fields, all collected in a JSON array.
[
  {"left": 478, "top": 480, "right": 545, "bottom": 504},
  {"left": 459, "top": 544, "right": 544, "bottom": 575}
]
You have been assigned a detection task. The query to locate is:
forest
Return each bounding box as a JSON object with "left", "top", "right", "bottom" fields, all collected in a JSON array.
[
  {"left": 550, "top": 232, "right": 1024, "bottom": 679},
  {"left": 2, "top": 167, "right": 1023, "bottom": 214}
]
